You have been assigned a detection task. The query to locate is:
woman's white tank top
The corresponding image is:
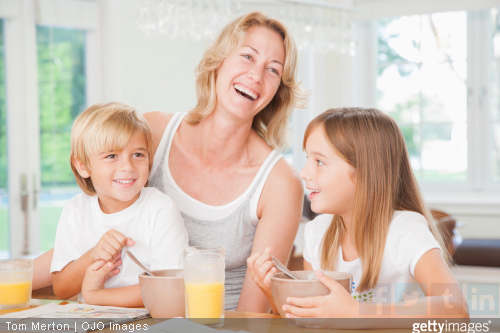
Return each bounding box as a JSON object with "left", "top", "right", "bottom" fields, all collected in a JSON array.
[{"left": 149, "top": 112, "right": 283, "bottom": 310}]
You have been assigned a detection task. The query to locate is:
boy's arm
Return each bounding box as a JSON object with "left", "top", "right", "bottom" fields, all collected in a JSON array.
[
  {"left": 52, "top": 248, "right": 94, "bottom": 299},
  {"left": 52, "top": 249, "right": 122, "bottom": 300},
  {"left": 82, "top": 260, "right": 143, "bottom": 307}
]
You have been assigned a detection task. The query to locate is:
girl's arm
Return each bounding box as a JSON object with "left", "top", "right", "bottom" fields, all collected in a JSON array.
[
  {"left": 284, "top": 249, "right": 469, "bottom": 322},
  {"left": 82, "top": 260, "right": 143, "bottom": 307},
  {"left": 361, "top": 248, "right": 467, "bottom": 318},
  {"left": 237, "top": 160, "right": 304, "bottom": 313}
]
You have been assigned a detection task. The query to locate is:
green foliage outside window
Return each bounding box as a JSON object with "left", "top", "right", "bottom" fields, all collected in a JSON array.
[{"left": 37, "top": 26, "right": 86, "bottom": 189}]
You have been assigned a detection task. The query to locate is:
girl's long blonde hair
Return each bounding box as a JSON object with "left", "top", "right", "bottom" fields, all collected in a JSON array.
[
  {"left": 187, "top": 11, "right": 307, "bottom": 150},
  {"left": 303, "top": 108, "right": 450, "bottom": 292}
]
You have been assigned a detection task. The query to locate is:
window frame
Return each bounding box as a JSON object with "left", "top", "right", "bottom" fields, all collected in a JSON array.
[{"left": 1, "top": 0, "right": 102, "bottom": 258}]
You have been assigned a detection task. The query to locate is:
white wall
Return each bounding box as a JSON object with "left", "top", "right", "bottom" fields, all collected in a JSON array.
[{"left": 99, "top": 0, "right": 209, "bottom": 113}]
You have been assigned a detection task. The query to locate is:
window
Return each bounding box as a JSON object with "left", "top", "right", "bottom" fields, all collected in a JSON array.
[
  {"left": 376, "top": 12, "right": 467, "bottom": 183},
  {"left": 37, "top": 26, "right": 86, "bottom": 251},
  {"left": 374, "top": 8, "right": 499, "bottom": 193},
  {"left": 0, "top": 0, "right": 101, "bottom": 258}
]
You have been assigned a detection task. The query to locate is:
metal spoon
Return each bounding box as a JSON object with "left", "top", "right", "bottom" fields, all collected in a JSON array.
[
  {"left": 127, "top": 250, "right": 155, "bottom": 276},
  {"left": 271, "top": 255, "right": 299, "bottom": 280}
]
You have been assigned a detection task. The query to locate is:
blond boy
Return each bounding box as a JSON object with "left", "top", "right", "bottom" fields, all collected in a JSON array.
[{"left": 50, "top": 102, "right": 188, "bottom": 307}]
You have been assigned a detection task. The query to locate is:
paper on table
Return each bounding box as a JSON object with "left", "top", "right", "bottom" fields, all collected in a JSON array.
[
  {"left": 0, "top": 303, "right": 150, "bottom": 332},
  {"left": 147, "top": 318, "right": 250, "bottom": 333}
]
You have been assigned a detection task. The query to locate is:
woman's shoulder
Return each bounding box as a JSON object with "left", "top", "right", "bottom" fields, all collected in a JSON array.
[
  {"left": 143, "top": 112, "right": 176, "bottom": 153},
  {"left": 263, "top": 157, "right": 303, "bottom": 198}
]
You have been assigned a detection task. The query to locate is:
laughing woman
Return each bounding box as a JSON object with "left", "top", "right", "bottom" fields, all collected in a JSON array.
[
  {"left": 145, "top": 12, "right": 306, "bottom": 312},
  {"left": 33, "top": 12, "right": 306, "bottom": 313}
]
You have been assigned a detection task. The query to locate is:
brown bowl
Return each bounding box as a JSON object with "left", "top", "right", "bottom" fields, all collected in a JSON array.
[
  {"left": 138, "top": 269, "right": 185, "bottom": 318},
  {"left": 271, "top": 270, "right": 352, "bottom": 318}
]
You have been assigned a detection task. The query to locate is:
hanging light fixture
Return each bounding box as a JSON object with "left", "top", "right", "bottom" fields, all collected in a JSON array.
[{"left": 137, "top": 0, "right": 360, "bottom": 55}]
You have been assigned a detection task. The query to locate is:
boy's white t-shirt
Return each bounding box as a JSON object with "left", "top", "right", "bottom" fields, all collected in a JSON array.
[
  {"left": 303, "top": 211, "right": 441, "bottom": 304},
  {"left": 50, "top": 187, "right": 188, "bottom": 302}
]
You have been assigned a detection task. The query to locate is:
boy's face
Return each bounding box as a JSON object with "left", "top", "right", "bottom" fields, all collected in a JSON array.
[{"left": 75, "top": 131, "right": 150, "bottom": 214}]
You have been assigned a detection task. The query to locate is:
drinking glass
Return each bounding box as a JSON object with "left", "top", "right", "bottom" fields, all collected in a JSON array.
[
  {"left": 0, "top": 259, "right": 33, "bottom": 309},
  {"left": 184, "top": 246, "right": 225, "bottom": 326}
]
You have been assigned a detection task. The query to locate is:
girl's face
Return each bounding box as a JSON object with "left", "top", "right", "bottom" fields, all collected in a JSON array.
[
  {"left": 214, "top": 25, "right": 285, "bottom": 121},
  {"left": 300, "top": 126, "right": 356, "bottom": 218},
  {"left": 74, "top": 131, "right": 150, "bottom": 214}
]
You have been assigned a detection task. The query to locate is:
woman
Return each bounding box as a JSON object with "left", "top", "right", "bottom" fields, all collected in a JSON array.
[
  {"left": 145, "top": 12, "right": 306, "bottom": 312},
  {"left": 33, "top": 11, "right": 306, "bottom": 313}
]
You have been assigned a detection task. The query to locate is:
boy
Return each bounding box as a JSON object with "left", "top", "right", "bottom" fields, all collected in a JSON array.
[{"left": 50, "top": 102, "right": 188, "bottom": 307}]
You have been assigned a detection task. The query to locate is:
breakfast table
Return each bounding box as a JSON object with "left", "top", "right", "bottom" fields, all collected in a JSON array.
[{"left": 0, "top": 298, "right": 413, "bottom": 333}]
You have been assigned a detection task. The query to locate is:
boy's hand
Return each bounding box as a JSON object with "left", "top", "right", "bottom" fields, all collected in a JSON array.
[
  {"left": 92, "top": 229, "right": 135, "bottom": 262},
  {"left": 82, "top": 260, "right": 115, "bottom": 304}
]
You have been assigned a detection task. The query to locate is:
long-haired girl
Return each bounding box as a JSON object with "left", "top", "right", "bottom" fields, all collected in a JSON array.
[{"left": 248, "top": 108, "right": 468, "bottom": 321}]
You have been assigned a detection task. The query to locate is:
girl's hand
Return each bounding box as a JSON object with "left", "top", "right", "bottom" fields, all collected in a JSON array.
[
  {"left": 92, "top": 229, "right": 135, "bottom": 262},
  {"left": 246, "top": 247, "right": 277, "bottom": 294},
  {"left": 283, "top": 270, "right": 358, "bottom": 320}
]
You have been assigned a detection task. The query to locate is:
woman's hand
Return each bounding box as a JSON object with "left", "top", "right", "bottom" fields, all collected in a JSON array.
[
  {"left": 92, "top": 229, "right": 135, "bottom": 262},
  {"left": 246, "top": 247, "right": 277, "bottom": 295},
  {"left": 283, "top": 270, "right": 358, "bottom": 319}
]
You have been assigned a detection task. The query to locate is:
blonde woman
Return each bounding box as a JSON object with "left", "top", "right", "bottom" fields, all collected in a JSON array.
[
  {"left": 248, "top": 108, "right": 468, "bottom": 324},
  {"left": 34, "top": 12, "right": 305, "bottom": 313},
  {"left": 145, "top": 12, "right": 306, "bottom": 312}
]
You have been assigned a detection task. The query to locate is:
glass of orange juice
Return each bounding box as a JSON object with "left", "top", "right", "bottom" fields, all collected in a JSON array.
[
  {"left": 0, "top": 259, "right": 33, "bottom": 309},
  {"left": 184, "top": 246, "right": 225, "bottom": 327}
]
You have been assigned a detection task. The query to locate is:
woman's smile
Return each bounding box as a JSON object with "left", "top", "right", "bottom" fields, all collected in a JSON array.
[{"left": 233, "top": 83, "right": 260, "bottom": 101}]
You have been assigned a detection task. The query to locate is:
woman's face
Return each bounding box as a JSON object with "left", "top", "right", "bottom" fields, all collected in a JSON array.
[{"left": 215, "top": 26, "right": 285, "bottom": 121}]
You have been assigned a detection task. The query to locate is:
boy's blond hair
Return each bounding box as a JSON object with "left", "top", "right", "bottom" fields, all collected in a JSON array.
[
  {"left": 187, "top": 11, "right": 307, "bottom": 150},
  {"left": 70, "top": 102, "right": 153, "bottom": 196}
]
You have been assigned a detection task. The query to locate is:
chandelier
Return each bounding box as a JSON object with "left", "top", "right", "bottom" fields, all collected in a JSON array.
[{"left": 137, "top": 0, "right": 359, "bottom": 55}]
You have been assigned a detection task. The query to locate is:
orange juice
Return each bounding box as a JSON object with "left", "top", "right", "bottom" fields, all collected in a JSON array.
[
  {"left": 185, "top": 282, "right": 224, "bottom": 319},
  {"left": 0, "top": 281, "right": 31, "bottom": 306}
]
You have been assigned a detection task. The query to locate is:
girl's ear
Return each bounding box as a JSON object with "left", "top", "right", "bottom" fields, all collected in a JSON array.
[{"left": 73, "top": 157, "right": 90, "bottom": 178}]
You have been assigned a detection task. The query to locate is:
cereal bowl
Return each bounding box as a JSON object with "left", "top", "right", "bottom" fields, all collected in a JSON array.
[
  {"left": 270, "top": 270, "right": 352, "bottom": 318},
  {"left": 139, "top": 269, "right": 184, "bottom": 318}
]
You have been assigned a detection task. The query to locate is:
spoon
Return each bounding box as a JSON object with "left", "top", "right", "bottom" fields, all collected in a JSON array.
[
  {"left": 271, "top": 255, "right": 299, "bottom": 280},
  {"left": 127, "top": 251, "right": 155, "bottom": 276}
]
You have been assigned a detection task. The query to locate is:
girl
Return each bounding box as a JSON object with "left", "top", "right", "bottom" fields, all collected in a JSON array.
[{"left": 248, "top": 108, "right": 468, "bottom": 323}]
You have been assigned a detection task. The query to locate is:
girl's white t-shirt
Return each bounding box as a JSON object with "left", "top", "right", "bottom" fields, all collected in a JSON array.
[{"left": 303, "top": 211, "right": 441, "bottom": 304}]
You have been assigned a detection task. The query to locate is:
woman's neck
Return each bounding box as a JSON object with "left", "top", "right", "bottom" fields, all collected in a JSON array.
[{"left": 185, "top": 110, "right": 255, "bottom": 166}]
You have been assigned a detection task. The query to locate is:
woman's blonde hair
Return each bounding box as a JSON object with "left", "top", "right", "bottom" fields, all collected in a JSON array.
[
  {"left": 70, "top": 102, "right": 153, "bottom": 196},
  {"left": 303, "top": 108, "right": 450, "bottom": 292},
  {"left": 186, "top": 11, "right": 307, "bottom": 150}
]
